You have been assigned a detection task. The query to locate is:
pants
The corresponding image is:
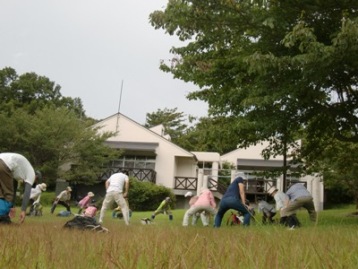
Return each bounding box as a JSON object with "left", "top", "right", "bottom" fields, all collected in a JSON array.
[
  {"left": 214, "top": 196, "right": 250, "bottom": 227},
  {"left": 99, "top": 191, "right": 129, "bottom": 225},
  {"left": 182, "top": 205, "right": 216, "bottom": 226},
  {"left": 0, "top": 159, "right": 14, "bottom": 202},
  {"left": 262, "top": 209, "right": 276, "bottom": 224},
  {"left": 51, "top": 200, "right": 70, "bottom": 214},
  {"left": 283, "top": 196, "right": 317, "bottom": 222}
]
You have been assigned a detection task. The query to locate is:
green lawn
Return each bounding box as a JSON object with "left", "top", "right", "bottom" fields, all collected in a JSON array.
[{"left": 1, "top": 205, "right": 357, "bottom": 268}]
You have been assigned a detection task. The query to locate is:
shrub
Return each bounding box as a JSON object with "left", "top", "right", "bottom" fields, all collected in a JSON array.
[{"left": 127, "top": 178, "right": 175, "bottom": 211}]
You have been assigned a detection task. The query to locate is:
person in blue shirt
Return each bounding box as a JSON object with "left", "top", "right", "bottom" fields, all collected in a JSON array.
[{"left": 214, "top": 173, "right": 252, "bottom": 227}]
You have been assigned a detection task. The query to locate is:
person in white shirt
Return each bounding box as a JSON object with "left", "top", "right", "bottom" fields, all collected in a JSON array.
[
  {"left": 51, "top": 186, "right": 72, "bottom": 214},
  {"left": 267, "top": 186, "right": 300, "bottom": 228},
  {"left": 98, "top": 170, "right": 130, "bottom": 225},
  {"left": 27, "top": 183, "right": 47, "bottom": 215},
  {"left": 0, "top": 152, "right": 39, "bottom": 224}
]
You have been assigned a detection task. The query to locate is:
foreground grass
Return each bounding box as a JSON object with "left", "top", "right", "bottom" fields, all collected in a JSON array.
[{"left": 1, "top": 206, "right": 357, "bottom": 269}]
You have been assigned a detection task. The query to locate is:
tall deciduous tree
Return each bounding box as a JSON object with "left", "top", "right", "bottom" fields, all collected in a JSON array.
[
  {"left": 150, "top": 0, "right": 358, "bottom": 153},
  {"left": 149, "top": 0, "right": 358, "bottom": 163}
]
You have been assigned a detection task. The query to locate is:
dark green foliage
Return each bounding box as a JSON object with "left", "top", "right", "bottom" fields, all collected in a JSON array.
[{"left": 127, "top": 178, "right": 175, "bottom": 211}]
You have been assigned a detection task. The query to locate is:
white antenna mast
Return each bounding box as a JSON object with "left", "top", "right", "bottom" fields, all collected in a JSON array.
[{"left": 115, "top": 80, "right": 124, "bottom": 132}]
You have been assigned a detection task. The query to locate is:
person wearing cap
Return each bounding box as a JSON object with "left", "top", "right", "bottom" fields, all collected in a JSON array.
[
  {"left": 214, "top": 172, "right": 252, "bottom": 227},
  {"left": 184, "top": 191, "right": 202, "bottom": 225},
  {"left": 257, "top": 199, "right": 276, "bottom": 224},
  {"left": 27, "top": 183, "right": 47, "bottom": 215},
  {"left": 151, "top": 197, "right": 173, "bottom": 221},
  {"left": 267, "top": 186, "right": 299, "bottom": 228},
  {"left": 51, "top": 186, "right": 72, "bottom": 214},
  {"left": 283, "top": 183, "right": 317, "bottom": 223},
  {"left": 0, "top": 152, "right": 39, "bottom": 224},
  {"left": 183, "top": 188, "right": 216, "bottom": 226},
  {"left": 77, "top": 191, "right": 95, "bottom": 214},
  {"left": 98, "top": 170, "right": 130, "bottom": 225}
]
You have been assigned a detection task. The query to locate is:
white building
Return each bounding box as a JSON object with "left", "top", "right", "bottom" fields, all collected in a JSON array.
[{"left": 92, "top": 113, "right": 324, "bottom": 210}]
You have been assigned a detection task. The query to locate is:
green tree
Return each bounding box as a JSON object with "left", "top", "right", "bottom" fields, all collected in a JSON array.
[
  {"left": 307, "top": 137, "right": 358, "bottom": 209},
  {"left": 144, "top": 107, "right": 189, "bottom": 144},
  {"left": 0, "top": 107, "right": 118, "bottom": 186},
  {"left": 150, "top": 0, "right": 358, "bottom": 163},
  {"left": 0, "top": 67, "right": 85, "bottom": 117}
]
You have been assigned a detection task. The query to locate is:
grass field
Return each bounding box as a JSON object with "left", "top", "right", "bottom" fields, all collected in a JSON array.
[{"left": 1, "top": 205, "right": 358, "bottom": 269}]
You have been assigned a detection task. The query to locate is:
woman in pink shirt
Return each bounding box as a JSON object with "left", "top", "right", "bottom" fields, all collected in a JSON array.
[{"left": 182, "top": 188, "right": 217, "bottom": 226}]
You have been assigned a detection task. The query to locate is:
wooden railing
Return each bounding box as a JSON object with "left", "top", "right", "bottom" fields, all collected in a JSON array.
[
  {"left": 99, "top": 167, "right": 156, "bottom": 184},
  {"left": 174, "top": 176, "right": 198, "bottom": 190}
]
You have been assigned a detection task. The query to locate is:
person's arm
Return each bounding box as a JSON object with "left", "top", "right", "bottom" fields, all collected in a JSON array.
[
  {"left": 18, "top": 182, "right": 32, "bottom": 223},
  {"left": 105, "top": 179, "right": 110, "bottom": 190},
  {"left": 33, "top": 194, "right": 41, "bottom": 204},
  {"left": 238, "top": 182, "right": 247, "bottom": 207},
  {"left": 209, "top": 191, "right": 216, "bottom": 208},
  {"left": 123, "top": 179, "right": 129, "bottom": 198}
]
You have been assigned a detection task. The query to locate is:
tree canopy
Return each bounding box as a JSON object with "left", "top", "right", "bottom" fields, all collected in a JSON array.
[
  {"left": 0, "top": 67, "right": 118, "bottom": 186},
  {"left": 149, "top": 0, "right": 358, "bottom": 160}
]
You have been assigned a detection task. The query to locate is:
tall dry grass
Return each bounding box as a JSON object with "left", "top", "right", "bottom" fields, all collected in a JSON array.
[{"left": 0, "top": 207, "right": 357, "bottom": 269}]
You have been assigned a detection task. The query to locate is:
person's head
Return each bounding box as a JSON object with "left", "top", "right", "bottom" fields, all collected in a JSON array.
[
  {"left": 39, "top": 183, "right": 47, "bottom": 192},
  {"left": 35, "top": 170, "right": 42, "bottom": 181},
  {"left": 66, "top": 186, "right": 72, "bottom": 192},
  {"left": 267, "top": 186, "right": 277, "bottom": 196},
  {"left": 122, "top": 170, "right": 129, "bottom": 176},
  {"left": 165, "top": 197, "right": 171, "bottom": 202},
  {"left": 88, "top": 191, "right": 95, "bottom": 197},
  {"left": 235, "top": 172, "right": 247, "bottom": 180}
]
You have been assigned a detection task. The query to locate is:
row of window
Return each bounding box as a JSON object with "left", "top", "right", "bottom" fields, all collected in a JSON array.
[{"left": 110, "top": 156, "right": 156, "bottom": 170}]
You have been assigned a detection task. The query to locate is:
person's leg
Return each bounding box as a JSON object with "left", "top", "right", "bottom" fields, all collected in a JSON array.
[
  {"left": 0, "top": 159, "right": 14, "bottom": 202},
  {"left": 58, "top": 201, "right": 70, "bottom": 212},
  {"left": 98, "top": 193, "right": 113, "bottom": 223},
  {"left": 262, "top": 211, "right": 268, "bottom": 224},
  {"left": 183, "top": 207, "right": 196, "bottom": 226},
  {"left": 201, "top": 207, "right": 216, "bottom": 226},
  {"left": 115, "top": 193, "right": 129, "bottom": 225},
  {"left": 230, "top": 198, "right": 250, "bottom": 226},
  {"left": 301, "top": 198, "right": 317, "bottom": 222},
  {"left": 214, "top": 198, "right": 229, "bottom": 227},
  {"left": 50, "top": 201, "right": 57, "bottom": 214},
  {"left": 269, "top": 212, "right": 276, "bottom": 223}
]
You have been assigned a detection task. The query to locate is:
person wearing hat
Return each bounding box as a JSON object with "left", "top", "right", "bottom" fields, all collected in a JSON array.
[
  {"left": 184, "top": 191, "right": 202, "bottom": 225},
  {"left": 267, "top": 186, "right": 299, "bottom": 228},
  {"left": 77, "top": 191, "right": 95, "bottom": 214},
  {"left": 151, "top": 196, "right": 173, "bottom": 221},
  {"left": 183, "top": 188, "right": 216, "bottom": 227},
  {"left": 0, "top": 152, "right": 40, "bottom": 224},
  {"left": 51, "top": 186, "right": 72, "bottom": 214},
  {"left": 27, "top": 183, "right": 47, "bottom": 215},
  {"left": 214, "top": 172, "right": 252, "bottom": 227}
]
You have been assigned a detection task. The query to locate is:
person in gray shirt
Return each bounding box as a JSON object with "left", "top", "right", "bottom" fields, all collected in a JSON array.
[
  {"left": 257, "top": 199, "right": 276, "bottom": 224},
  {"left": 284, "top": 183, "right": 317, "bottom": 223}
]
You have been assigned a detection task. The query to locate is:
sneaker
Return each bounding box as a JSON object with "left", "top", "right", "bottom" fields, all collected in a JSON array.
[{"left": 151, "top": 215, "right": 155, "bottom": 220}]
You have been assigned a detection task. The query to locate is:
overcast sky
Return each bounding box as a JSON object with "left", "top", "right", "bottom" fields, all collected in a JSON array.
[{"left": 0, "top": 0, "right": 208, "bottom": 124}]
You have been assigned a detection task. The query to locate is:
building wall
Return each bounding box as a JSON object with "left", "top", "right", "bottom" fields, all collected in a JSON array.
[{"left": 93, "top": 114, "right": 197, "bottom": 189}]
